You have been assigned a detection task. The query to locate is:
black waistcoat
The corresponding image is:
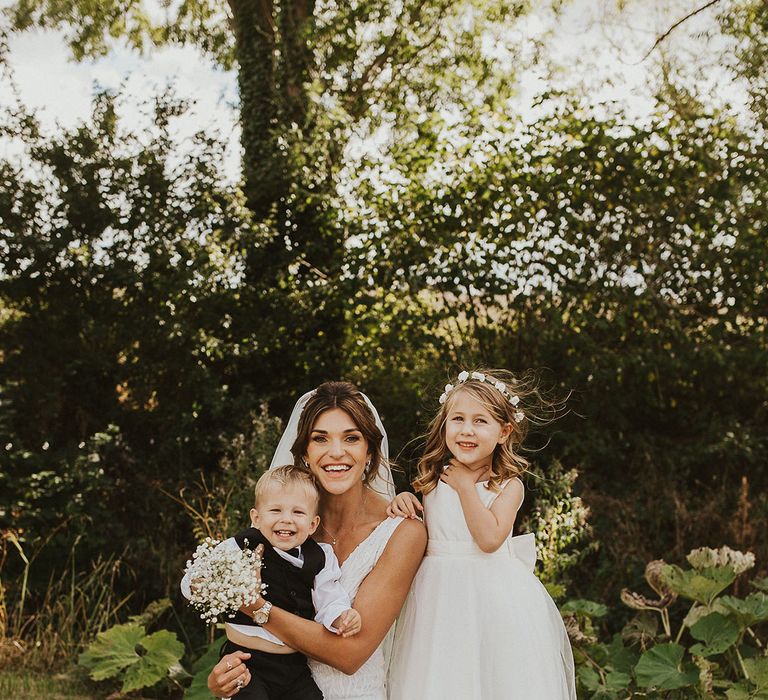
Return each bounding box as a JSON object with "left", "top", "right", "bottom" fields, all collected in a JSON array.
[{"left": 228, "top": 527, "right": 326, "bottom": 628}]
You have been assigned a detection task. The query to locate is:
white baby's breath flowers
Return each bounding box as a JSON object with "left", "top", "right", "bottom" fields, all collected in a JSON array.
[
  {"left": 686, "top": 545, "right": 755, "bottom": 574},
  {"left": 439, "top": 372, "right": 524, "bottom": 421},
  {"left": 184, "top": 537, "right": 267, "bottom": 623}
]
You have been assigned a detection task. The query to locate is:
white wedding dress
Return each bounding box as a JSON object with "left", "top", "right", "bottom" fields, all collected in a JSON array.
[
  {"left": 309, "top": 516, "right": 404, "bottom": 700},
  {"left": 388, "top": 479, "right": 576, "bottom": 700}
]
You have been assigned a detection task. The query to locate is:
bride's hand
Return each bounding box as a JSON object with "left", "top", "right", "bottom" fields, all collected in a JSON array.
[
  {"left": 208, "top": 650, "right": 252, "bottom": 697},
  {"left": 386, "top": 492, "right": 423, "bottom": 519}
]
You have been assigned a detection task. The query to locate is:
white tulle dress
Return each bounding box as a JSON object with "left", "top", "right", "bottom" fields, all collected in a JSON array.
[
  {"left": 388, "top": 479, "right": 576, "bottom": 700},
  {"left": 309, "top": 516, "right": 404, "bottom": 700}
]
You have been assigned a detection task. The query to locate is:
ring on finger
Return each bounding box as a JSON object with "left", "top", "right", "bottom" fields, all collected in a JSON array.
[{"left": 236, "top": 677, "right": 244, "bottom": 690}]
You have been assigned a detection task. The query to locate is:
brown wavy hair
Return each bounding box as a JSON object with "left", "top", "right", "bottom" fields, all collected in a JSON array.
[
  {"left": 413, "top": 368, "right": 558, "bottom": 495},
  {"left": 291, "top": 381, "right": 385, "bottom": 488}
]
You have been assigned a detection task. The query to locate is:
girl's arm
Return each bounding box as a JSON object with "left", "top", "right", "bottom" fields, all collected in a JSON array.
[
  {"left": 260, "top": 518, "right": 425, "bottom": 675},
  {"left": 442, "top": 462, "right": 523, "bottom": 552}
]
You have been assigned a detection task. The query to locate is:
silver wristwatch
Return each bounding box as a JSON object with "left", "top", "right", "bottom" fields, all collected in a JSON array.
[{"left": 252, "top": 600, "right": 272, "bottom": 625}]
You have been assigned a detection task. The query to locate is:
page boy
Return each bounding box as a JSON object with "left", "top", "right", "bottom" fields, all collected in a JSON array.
[{"left": 182, "top": 465, "right": 361, "bottom": 699}]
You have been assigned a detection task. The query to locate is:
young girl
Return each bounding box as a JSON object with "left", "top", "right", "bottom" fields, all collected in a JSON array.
[{"left": 387, "top": 369, "right": 576, "bottom": 700}]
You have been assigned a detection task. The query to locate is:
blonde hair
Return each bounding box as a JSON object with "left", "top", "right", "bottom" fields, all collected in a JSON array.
[
  {"left": 413, "top": 368, "right": 557, "bottom": 495},
  {"left": 254, "top": 464, "right": 320, "bottom": 514}
]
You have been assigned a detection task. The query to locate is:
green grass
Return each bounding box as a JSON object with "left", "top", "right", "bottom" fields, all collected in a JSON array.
[{"left": 0, "top": 670, "right": 96, "bottom": 699}]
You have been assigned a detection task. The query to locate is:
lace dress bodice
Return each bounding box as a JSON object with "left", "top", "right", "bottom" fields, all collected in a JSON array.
[{"left": 309, "top": 516, "right": 404, "bottom": 700}]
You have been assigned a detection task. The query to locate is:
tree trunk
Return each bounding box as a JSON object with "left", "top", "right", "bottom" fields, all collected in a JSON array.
[
  {"left": 229, "top": 0, "right": 343, "bottom": 387},
  {"left": 229, "top": 0, "right": 282, "bottom": 220}
]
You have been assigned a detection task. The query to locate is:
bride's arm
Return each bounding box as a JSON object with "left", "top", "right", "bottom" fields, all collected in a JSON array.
[{"left": 265, "top": 518, "right": 425, "bottom": 675}]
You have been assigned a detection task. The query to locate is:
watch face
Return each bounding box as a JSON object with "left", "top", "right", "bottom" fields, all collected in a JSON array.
[{"left": 253, "top": 603, "right": 270, "bottom": 624}]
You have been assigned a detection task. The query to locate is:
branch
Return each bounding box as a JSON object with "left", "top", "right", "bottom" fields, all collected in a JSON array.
[
  {"left": 639, "top": 0, "right": 723, "bottom": 62},
  {"left": 344, "top": 0, "right": 453, "bottom": 118}
]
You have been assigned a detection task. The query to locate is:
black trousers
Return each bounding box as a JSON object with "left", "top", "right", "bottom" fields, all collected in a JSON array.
[{"left": 222, "top": 640, "right": 323, "bottom": 700}]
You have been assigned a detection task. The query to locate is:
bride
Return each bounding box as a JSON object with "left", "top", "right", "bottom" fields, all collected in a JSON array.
[{"left": 206, "top": 381, "right": 427, "bottom": 699}]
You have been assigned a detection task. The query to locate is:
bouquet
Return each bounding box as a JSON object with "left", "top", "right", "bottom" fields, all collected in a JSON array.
[{"left": 184, "top": 537, "right": 267, "bottom": 623}]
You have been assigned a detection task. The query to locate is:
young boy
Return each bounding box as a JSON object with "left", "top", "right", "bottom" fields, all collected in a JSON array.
[{"left": 182, "top": 465, "right": 361, "bottom": 699}]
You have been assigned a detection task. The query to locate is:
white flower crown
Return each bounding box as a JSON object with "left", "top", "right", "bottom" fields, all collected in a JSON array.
[{"left": 439, "top": 371, "right": 525, "bottom": 423}]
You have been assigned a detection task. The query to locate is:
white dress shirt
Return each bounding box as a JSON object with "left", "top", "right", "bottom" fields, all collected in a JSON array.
[{"left": 180, "top": 537, "right": 352, "bottom": 646}]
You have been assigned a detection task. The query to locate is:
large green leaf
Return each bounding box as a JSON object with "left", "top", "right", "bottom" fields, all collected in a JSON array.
[
  {"left": 716, "top": 594, "right": 768, "bottom": 630},
  {"left": 689, "top": 612, "right": 740, "bottom": 657},
  {"left": 604, "top": 670, "right": 632, "bottom": 690},
  {"left": 605, "top": 634, "right": 639, "bottom": 675},
  {"left": 744, "top": 658, "right": 768, "bottom": 689},
  {"left": 577, "top": 665, "right": 601, "bottom": 691},
  {"left": 726, "top": 682, "right": 768, "bottom": 700},
  {"left": 78, "top": 622, "right": 184, "bottom": 693},
  {"left": 78, "top": 623, "right": 146, "bottom": 680},
  {"left": 726, "top": 683, "right": 753, "bottom": 700},
  {"left": 662, "top": 565, "right": 737, "bottom": 605},
  {"left": 121, "top": 630, "right": 185, "bottom": 693},
  {"left": 634, "top": 643, "right": 698, "bottom": 690}
]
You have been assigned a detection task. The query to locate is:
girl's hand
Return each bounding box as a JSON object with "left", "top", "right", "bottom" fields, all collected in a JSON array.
[
  {"left": 440, "top": 459, "right": 482, "bottom": 492},
  {"left": 335, "top": 608, "right": 362, "bottom": 637},
  {"left": 207, "top": 650, "right": 251, "bottom": 697},
  {"left": 386, "top": 492, "right": 423, "bottom": 519}
]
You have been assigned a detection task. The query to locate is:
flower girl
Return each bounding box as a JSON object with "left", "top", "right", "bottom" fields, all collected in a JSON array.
[{"left": 387, "top": 369, "right": 576, "bottom": 700}]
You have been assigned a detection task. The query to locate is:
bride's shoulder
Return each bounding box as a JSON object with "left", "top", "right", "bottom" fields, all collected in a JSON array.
[
  {"left": 366, "top": 517, "right": 425, "bottom": 581},
  {"left": 383, "top": 516, "right": 427, "bottom": 551},
  {"left": 361, "top": 491, "right": 426, "bottom": 552}
]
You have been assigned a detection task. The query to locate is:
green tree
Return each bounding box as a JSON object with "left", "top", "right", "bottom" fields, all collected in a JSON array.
[
  {"left": 347, "top": 91, "right": 767, "bottom": 594},
  {"left": 3, "top": 0, "right": 531, "bottom": 396}
]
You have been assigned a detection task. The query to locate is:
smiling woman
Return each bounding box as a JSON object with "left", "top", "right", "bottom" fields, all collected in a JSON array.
[{"left": 204, "top": 381, "right": 426, "bottom": 700}]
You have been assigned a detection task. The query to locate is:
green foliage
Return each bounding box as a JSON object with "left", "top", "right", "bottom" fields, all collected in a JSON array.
[
  {"left": 562, "top": 599, "right": 609, "bottom": 619},
  {"left": 571, "top": 546, "right": 768, "bottom": 698},
  {"left": 183, "top": 637, "right": 225, "bottom": 700},
  {"left": 715, "top": 593, "right": 768, "bottom": 630},
  {"left": 0, "top": 670, "right": 93, "bottom": 698},
  {"left": 688, "top": 613, "right": 741, "bottom": 658},
  {"left": 78, "top": 621, "right": 183, "bottom": 693},
  {"left": 634, "top": 643, "right": 699, "bottom": 691},
  {"left": 663, "top": 565, "right": 739, "bottom": 606},
  {"left": 2, "top": 0, "right": 768, "bottom": 687},
  {"left": 520, "top": 463, "right": 595, "bottom": 596}
]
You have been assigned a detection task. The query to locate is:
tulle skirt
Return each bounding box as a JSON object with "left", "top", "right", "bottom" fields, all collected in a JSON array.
[{"left": 388, "top": 539, "right": 576, "bottom": 700}]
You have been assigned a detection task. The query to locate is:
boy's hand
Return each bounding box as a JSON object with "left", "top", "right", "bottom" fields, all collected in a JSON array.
[
  {"left": 334, "top": 609, "right": 362, "bottom": 637},
  {"left": 386, "top": 492, "right": 423, "bottom": 519}
]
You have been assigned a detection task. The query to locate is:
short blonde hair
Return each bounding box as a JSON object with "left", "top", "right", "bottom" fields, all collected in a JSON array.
[{"left": 254, "top": 465, "right": 320, "bottom": 514}]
